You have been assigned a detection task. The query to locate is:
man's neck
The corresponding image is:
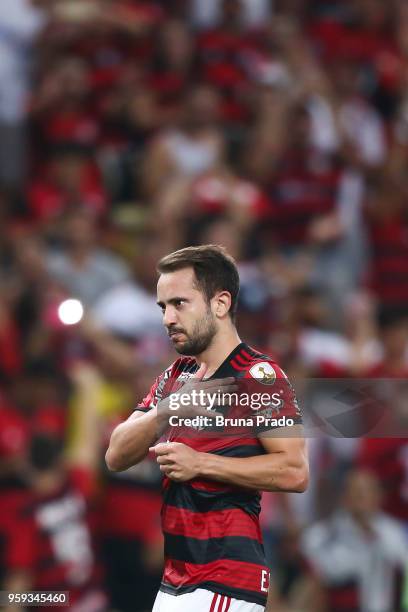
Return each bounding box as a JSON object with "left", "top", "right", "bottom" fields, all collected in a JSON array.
[{"left": 196, "top": 326, "right": 242, "bottom": 378}]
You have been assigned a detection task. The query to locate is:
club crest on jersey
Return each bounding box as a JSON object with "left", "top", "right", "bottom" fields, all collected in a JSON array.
[
  {"left": 249, "top": 362, "right": 276, "bottom": 385},
  {"left": 177, "top": 371, "right": 196, "bottom": 382}
]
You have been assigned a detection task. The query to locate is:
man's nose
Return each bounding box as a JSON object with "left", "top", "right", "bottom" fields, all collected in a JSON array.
[{"left": 163, "top": 306, "right": 177, "bottom": 327}]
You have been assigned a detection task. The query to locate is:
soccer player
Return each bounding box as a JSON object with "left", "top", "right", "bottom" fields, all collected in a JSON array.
[{"left": 106, "top": 245, "right": 309, "bottom": 612}]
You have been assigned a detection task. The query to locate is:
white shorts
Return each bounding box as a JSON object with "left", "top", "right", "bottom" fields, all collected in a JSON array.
[{"left": 152, "top": 588, "right": 265, "bottom": 612}]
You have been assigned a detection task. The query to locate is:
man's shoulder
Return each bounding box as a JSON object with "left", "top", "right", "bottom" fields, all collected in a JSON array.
[{"left": 235, "top": 344, "right": 287, "bottom": 383}]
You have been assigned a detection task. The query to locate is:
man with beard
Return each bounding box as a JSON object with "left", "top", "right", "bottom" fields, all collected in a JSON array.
[{"left": 106, "top": 245, "right": 308, "bottom": 612}]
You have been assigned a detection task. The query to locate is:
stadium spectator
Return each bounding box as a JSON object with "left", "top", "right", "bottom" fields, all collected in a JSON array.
[
  {"left": 3, "top": 364, "right": 107, "bottom": 611},
  {"left": 0, "top": 0, "right": 48, "bottom": 191},
  {"left": 357, "top": 305, "right": 408, "bottom": 525},
  {"left": 143, "top": 85, "right": 224, "bottom": 196},
  {"left": 91, "top": 232, "right": 165, "bottom": 342},
  {"left": 365, "top": 173, "right": 408, "bottom": 309},
  {"left": 46, "top": 209, "right": 129, "bottom": 306},
  {"left": 28, "top": 144, "right": 108, "bottom": 223},
  {"left": 300, "top": 469, "right": 408, "bottom": 612}
]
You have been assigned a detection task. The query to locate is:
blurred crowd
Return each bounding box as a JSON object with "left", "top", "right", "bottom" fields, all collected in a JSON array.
[{"left": 0, "top": 0, "right": 408, "bottom": 610}]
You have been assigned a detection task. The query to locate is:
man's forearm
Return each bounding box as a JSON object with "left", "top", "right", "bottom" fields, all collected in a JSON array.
[
  {"left": 106, "top": 409, "right": 157, "bottom": 471},
  {"left": 197, "top": 451, "right": 308, "bottom": 493},
  {"left": 106, "top": 404, "right": 170, "bottom": 472}
]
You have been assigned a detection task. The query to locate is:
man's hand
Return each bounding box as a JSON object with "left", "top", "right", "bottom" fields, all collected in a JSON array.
[
  {"left": 156, "top": 362, "right": 237, "bottom": 433},
  {"left": 150, "top": 442, "right": 202, "bottom": 482}
]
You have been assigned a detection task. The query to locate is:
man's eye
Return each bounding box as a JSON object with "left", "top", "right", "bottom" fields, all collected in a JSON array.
[{"left": 175, "top": 300, "right": 185, "bottom": 307}]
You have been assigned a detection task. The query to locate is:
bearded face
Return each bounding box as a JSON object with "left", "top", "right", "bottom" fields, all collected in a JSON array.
[{"left": 157, "top": 268, "right": 220, "bottom": 356}]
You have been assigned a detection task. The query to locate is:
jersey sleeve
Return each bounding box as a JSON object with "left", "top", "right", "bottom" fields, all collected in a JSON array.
[{"left": 242, "top": 360, "right": 303, "bottom": 433}]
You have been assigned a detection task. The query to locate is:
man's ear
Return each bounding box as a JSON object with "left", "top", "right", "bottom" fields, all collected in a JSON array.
[{"left": 213, "top": 291, "right": 232, "bottom": 318}]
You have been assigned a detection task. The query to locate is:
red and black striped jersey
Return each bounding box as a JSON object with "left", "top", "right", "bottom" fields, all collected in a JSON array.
[
  {"left": 264, "top": 149, "right": 341, "bottom": 246},
  {"left": 9, "top": 470, "right": 106, "bottom": 611},
  {"left": 136, "top": 342, "right": 302, "bottom": 606},
  {"left": 366, "top": 214, "right": 408, "bottom": 306}
]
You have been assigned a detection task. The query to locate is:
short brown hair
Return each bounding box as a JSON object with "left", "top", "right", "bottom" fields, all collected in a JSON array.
[{"left": 157, "top": 245, "right": 240, "bottom": 320}]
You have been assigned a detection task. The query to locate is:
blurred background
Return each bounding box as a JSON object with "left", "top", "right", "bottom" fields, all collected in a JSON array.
[{"left": 0, "top": 0, "right": 408, "bottom": 610}]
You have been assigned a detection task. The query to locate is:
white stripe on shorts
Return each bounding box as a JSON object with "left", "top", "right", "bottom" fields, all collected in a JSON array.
[{"left": 152, "top": 588, "right": 264, "bottom": 612}]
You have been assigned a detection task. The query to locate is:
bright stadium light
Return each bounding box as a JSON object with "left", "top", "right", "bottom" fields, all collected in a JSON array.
[{"left": 58, "top": 299, "right": 84, "bottom": 325}]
